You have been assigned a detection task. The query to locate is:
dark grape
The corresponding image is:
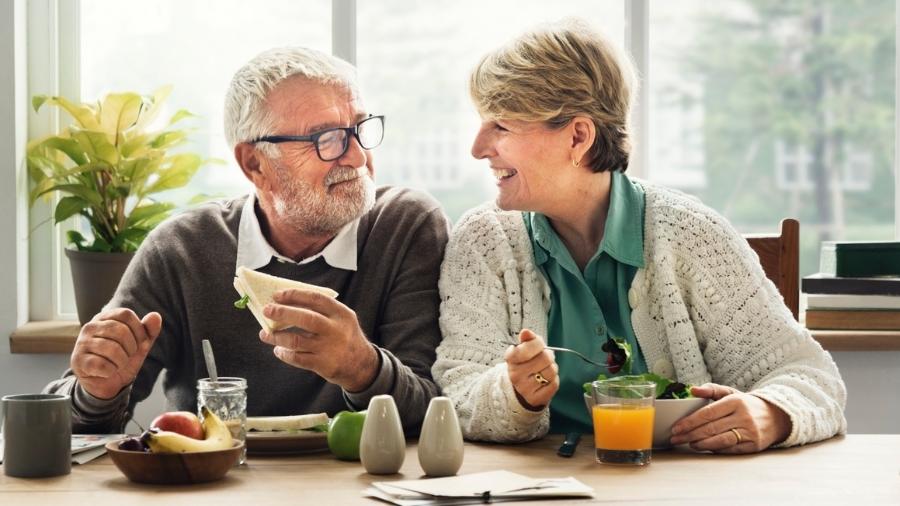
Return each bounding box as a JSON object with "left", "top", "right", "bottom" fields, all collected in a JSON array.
[{"left": 118, "top": 437, "right": 149, "bottom": 452}]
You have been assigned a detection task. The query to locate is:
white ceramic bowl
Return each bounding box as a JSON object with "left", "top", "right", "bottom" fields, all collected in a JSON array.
[{"left": 584, "top": 393, "right": 709, "bottom": 449}]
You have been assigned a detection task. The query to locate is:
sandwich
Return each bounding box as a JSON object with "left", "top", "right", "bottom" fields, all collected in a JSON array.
[
  {"left": 233, "top": 266, "right": 338, "bottom": 333},
  {"left": 245, "top": 413, "right": 330, "bottom": 433}
]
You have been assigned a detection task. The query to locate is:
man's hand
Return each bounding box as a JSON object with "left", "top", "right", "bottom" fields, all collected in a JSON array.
[
  {"left": 505, "top": 329, "right": 559, "bottom": 411},
  {"left": 71, "top": 309, "right": 162, "bottom": 400},
  {"left": 258, "top": 288, "right": 379, "bottom": 392},
  {"left": 669, "top": 383, "right": 793, "bottom": 453}
]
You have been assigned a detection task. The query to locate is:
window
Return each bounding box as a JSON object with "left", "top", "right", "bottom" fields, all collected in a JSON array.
[
  {"left": 34, "top": 0, "right": 331, "bottom": 319},
  {"left": 81, "top": 0, "right": 331, "bottom": 201},
  {"left": 25, "top": 0, "right": 897, "bottom": 320},
  {"left": 357, "top": 0, "right": 624, "bottom": 221},
  {"left": 647, "top": 0, "right": 895, "bottom": 275}
]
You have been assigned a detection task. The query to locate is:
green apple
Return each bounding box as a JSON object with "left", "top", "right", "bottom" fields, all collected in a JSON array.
[{"left": 327, "top": 410, "right": 366, "bottom": 461}]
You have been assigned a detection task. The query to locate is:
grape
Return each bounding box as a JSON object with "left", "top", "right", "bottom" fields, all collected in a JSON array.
[{"left": 118, "top": 436, "right": 149, "bottom": 452}]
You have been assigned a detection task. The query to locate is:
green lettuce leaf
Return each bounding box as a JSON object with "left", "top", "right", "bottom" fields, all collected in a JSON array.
[{"left": 234, "top": 294, "right": 250, "bottom": 309}]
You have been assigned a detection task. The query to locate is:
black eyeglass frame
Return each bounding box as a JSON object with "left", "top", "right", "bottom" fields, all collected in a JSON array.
[{"left": 250, "top": 115, "right": 385, "bottom": 162}]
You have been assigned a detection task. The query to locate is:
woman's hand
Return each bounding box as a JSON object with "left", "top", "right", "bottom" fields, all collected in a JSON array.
[
  {"left": 669, "top": 383, "right": 792, "bottom": 453},
  {"left": 505, "top": 329, "right": 559, "bottom": 411}
]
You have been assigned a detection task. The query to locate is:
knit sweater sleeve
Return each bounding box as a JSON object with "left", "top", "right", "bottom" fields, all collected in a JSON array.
[
  {"left": 707, "top": 229, "right": 846, "bottom": 446},
  {"left": 42, "top": 227, "right": 175, "bottom": 434},
  {"left": 646, "top": 192, "right": 847, "bottom": 447},
  {"left": 433, "top": 206, "right": 549, "bottom": 442}
]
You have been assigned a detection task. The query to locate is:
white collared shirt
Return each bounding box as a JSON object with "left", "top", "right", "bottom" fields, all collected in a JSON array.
[{"left": 235, "top": 192, "right": 359, "bottom": 273}]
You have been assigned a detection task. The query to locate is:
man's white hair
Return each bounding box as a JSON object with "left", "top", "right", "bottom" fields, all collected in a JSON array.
[{"left": 223, "top": 47, "right": 358, "bottom": 156}]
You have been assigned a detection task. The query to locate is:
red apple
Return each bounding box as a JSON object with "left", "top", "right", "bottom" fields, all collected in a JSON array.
[{"left": 150, "top": 411, "right": 204, "bottom": 440}]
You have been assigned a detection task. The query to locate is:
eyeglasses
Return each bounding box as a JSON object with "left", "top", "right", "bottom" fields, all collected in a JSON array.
[{"left": 251, "top": 115, "right": 385, "bottom": 162}]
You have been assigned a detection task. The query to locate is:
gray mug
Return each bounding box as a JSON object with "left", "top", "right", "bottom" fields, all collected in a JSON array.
[{"left": 2, "top": 394, "right": 72, "bottom": 478}]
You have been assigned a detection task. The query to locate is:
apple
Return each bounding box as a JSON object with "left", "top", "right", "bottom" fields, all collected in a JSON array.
[
  {"left": 327, "top": 410, "right": 366, "bottom": 461},
  {"left": 150, "top": 411, "right": 205, "bottom": 440}
]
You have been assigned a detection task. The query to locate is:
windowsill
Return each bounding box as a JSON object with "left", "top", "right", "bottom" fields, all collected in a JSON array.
[
  {"left": 804, "top": 329, "right": 900, "bottom": 351},
  {"left": 9, "top": 320, "right": 900, "bottom": 354},
  {"left": 10, "top": 320, "right": 80, "bottom": 353}
]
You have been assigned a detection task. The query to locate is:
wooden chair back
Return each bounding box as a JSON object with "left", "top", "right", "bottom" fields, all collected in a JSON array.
[{"left": 744, "top": 219, "right": 800, "bottom": 320}]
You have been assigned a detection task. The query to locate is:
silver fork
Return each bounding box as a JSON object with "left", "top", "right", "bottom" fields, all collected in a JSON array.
[
  {"left": 545, "top": 346, "right": 611, "bottom": 368},
  {"left": 507, "top": 338, "right": 611, "bottom": 368}
]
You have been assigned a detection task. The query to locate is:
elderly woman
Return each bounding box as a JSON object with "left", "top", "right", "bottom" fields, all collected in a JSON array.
[{"left": 434, "top": 19, "right": 846, "bottom": 453}]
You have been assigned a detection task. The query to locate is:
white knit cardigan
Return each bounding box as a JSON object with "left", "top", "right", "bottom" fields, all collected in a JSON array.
[{"left": 433, "top": 181, "right": 847, "bottom": 446}]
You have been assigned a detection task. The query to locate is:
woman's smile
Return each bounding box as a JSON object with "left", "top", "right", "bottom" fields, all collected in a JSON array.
[{"left": 492, "top": 167, "right": 518, "bottom": 185}]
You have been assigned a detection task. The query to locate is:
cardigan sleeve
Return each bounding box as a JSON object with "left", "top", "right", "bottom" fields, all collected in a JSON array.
[
  {"left": 432, "top": 207, "right": 549, "bottom": 442},
  {"left": 682, "top": 209, "right": 847, "bottom": 447}
]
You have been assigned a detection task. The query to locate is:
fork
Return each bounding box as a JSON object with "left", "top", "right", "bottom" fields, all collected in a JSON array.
[
  {"left": 545, "top": 346, "right": 611, "bottom": 368},
  {"left": 506, "top": 338, "right": 610, "bottom": 368}
]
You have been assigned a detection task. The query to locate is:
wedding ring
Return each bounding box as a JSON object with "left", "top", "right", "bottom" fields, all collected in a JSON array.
[
  {"left": 730, "top": 428, "right": 743, "bottom": 445},
  {"left": 533, "top": 372, "right": 550, "bottom": 386}
]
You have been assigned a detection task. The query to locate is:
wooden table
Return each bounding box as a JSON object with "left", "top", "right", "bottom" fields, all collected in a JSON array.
[{"left": 1, "top": 434, "right": 897, "bottom": 505}]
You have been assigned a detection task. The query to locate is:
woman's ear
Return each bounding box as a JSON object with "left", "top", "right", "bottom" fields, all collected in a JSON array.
[
  {"left": 570, "top": 116, "right": 595, "bottom": 167},
  {"left": 234, "top": 143, "right": 269, "bottom": 190}
]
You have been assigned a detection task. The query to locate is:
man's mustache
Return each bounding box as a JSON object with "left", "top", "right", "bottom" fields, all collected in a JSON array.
[{"left": 324, "top": 166, "right": 366, "bottom": 186}]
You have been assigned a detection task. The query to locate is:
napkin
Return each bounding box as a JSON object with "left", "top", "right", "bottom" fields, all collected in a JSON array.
[{"left": 364, "top": 470, "right": 593, "bottom": 505}]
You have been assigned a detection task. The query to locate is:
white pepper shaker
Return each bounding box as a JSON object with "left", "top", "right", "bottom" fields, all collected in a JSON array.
[
  {"left": 360, "top": 395, "right": 406, "bottom": 474},
  {"left": 417, "top": 396, "right": 464, "bottom": 477}
]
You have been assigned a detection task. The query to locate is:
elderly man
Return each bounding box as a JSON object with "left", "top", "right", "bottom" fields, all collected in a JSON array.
[{"left": 45, "top": 47, "right": 450, "bottom": 433}]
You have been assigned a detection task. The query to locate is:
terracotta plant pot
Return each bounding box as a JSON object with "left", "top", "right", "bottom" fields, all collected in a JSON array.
[{"left": 65, "top": 249, "right": 135, "bottom": 324}]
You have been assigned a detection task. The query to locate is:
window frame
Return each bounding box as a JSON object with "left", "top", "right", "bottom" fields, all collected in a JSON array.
[{"left": 27, "top": 0, "right": 81, "bottom": 321}]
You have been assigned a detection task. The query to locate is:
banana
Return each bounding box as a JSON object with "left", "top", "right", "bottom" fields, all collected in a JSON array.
[{"left": 142, "top": 406, "right": 235, "bottom": 453}]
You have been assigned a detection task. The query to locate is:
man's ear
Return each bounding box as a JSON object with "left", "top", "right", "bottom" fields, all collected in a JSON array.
[
  {"left": 234, "top": 143, "right": 268, "bottom": 189},
  {"left": 570, "top": 116, "right": 596, "bottom": 167}
]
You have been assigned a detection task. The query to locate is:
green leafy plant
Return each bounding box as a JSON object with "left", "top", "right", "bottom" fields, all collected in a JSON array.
[{"left": 27, "top": 86, "right": 210, "bottom": 252}]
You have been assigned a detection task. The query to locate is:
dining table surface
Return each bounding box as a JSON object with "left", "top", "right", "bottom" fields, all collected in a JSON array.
[{"left": 1, "top": 433, "right": 897, "bottom": 505}]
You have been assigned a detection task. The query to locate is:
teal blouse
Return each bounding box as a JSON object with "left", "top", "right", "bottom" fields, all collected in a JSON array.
[{"left": 524, "top": 171, "right": 648, "bottom": 434}]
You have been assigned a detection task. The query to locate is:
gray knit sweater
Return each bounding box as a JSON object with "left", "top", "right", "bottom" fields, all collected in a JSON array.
[{"left": 45, "top": 186, "right": 450, "bottom": 434}]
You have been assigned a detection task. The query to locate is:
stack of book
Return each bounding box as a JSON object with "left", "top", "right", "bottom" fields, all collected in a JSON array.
[{"left": 803, "top": 241, "right": 900, "bottom": 331}]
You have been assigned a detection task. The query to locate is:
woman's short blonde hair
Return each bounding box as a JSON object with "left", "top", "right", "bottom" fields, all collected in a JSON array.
[{"left": 470, "top": 18, "right": 637, "bottom": 172}]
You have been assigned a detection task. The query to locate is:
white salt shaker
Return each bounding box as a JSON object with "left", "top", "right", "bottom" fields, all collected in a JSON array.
[
  {"left": 360, "top": 395, "right": 406, "bottom": 474},
  {"left": 417, "top": 396, "right": 464, "bottom": 477}
]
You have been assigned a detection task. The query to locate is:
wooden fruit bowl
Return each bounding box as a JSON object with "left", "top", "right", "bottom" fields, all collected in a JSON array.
[{"left": 105, "top": 439, "right": 243, "bottom": 485}]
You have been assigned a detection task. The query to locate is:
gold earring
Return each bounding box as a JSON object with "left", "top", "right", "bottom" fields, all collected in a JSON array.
[{"left": 572, "top": 158, "right": 580, "bottom": 168}]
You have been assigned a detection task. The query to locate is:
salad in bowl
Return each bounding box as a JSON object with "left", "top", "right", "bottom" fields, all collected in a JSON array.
[{"left": 583, "top": 338, "right": 708, "bottom": 449}]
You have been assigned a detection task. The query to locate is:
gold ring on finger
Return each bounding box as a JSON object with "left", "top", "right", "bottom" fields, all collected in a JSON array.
[
  {"left": 729, "top": 428, "right": 743, "bottom": 445},
  {"left": 532, "top": 372, "right": 550, "bottom": 386}
]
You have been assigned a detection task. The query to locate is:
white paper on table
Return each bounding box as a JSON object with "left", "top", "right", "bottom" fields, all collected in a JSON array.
[
  {"left": 71, "top": 434, "right": 126, "bottom": 454},
  {"left": 368, "top": 470, "right": 593, "bottom": 502},
  {"left": 72, "top": 445, "right": 109, "bottom": 465}
]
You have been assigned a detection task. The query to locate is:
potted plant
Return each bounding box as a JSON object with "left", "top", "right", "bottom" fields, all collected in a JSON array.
[{"left": 27, "top": 86, "right": 209, "bottom": 324}]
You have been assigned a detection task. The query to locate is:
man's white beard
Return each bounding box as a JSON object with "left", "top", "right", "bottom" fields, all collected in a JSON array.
[{"left": 272, "top": 165, "right": 376, "bottom": 236}]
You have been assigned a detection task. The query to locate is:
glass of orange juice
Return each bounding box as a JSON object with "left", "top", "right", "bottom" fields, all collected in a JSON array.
[{"left": 591, "top": 377, "right": 656, "bottom": 465}]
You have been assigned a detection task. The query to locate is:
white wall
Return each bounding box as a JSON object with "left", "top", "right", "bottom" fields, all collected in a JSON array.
[
  {"left": 0, "top": 1, "right": 897, "bottom": 435},
  {"left": 831, "top": 352, "right": 900, "bottom": 434}
]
